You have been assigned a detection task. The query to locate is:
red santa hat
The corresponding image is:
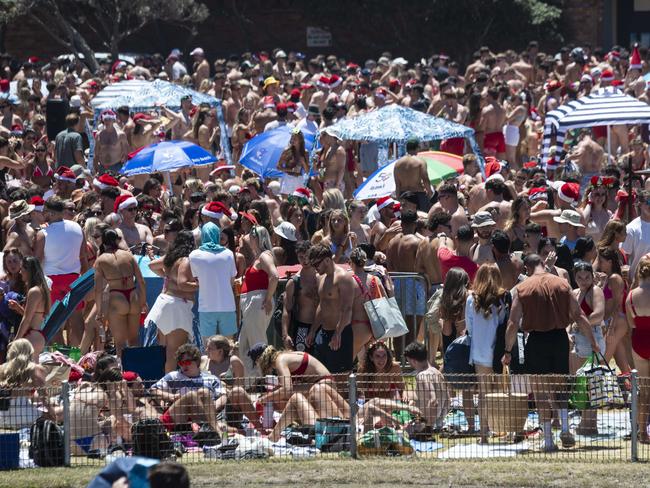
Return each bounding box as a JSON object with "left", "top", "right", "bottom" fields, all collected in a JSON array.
[
  {"left": 375, "top": 88, "right": 387, "bottom": 100},
  {"left": 523, "top": 161, "right": 538, "bottom": 169},
  {"left": 132, "top": 112, "right": 153, "bottom": 124},
  {"left": 57, "top": 170, "right": 77, "bottom": 183},
  {"left": 329, "top": 74, "right": 342, "bottom": 88},
  {"left": 376, "top": 196, "right": 395, "bottom": 212},
  {"left": 30, "top": 196, "right": 45, "bottom": 212},
  {"left": 630, "top": 44, "right": 643, "bottom": 70},
  {"left": 528, "top": 187, "right": 548, "bottom": 202},
  {"left": 316, "top": 75, "right": 330, "bottom": 89},
  {"left": 292, "top": 187, "right": 311, "bottom": 200},
  {"left": 611, "top": 79, "right": 624, "bottom": 87},
  {"left": 484, "top": 157, "right": 503, "bottom": 178},
  {"left": 201, "top": 201, "right": 229, "bottom": 220},
  {"left": 210, "top": 164, "right": 235, "bottom": 176},
  {"left": 93, "top": 173, "right": 119, "bottom": 190},
  {"left": 608, "top": 50, "right": 621, "bottom": 62},
  {"left": 552, "top": 181, "right": 580, "bottom": 205},
  {"left": 389, "top": 79, "right": 401, "bottom": 90},
  {"left": 112, "top": 60, "right": 127, "bottom": 74},
  {"left": 600, "top": 69, "right": 615, "bottom": 82},
  {"left": 0, "top": 79, "right": 9, "bottom": 93},
  {"left": 101, "top": 109, "right": 117, "bottom": 122},
  {"left": 393, "top": 202, "right": 402, "bottom": 218},
  {"left": 114, "top": 194, "right": 138, "bottom": 213}
]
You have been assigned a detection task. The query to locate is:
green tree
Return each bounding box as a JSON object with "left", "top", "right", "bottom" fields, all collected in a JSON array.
[{"left": 0, "top": 0, "right": 209, "bottom": 73}]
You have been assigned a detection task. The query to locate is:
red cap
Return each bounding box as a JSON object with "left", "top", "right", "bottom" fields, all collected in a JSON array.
[
  {"left": 238, "top": 211, "right": 258, "bottom": 225},
  {"left": 57, "top": 170, "right": 77, "bottom": 183},
  {"left": 389, "top": 79, "right": 400, "bottom": 90},
  {"left": 523, "top": 161, "right": 538, "bottom": 169},
  {"left": 290, "top": 88, "right": 301, "bottom": 101},
  {"left": 528, "top": 187, "right": 548, "bottom": 201},
  {"left": 0, "top": 79, "right": 9, "bottom": 93},
  {"left": 276, "top": 102, "right": 288, "bottom": 114},
  {"left": 556, "top": 182, "right": 580, "bottom": 205},
  {"left": 329, "top": 74, "right": 342, "bottom": 88},
  {"left": 132, "top": 112, "right": 153, "bottom": 123}
]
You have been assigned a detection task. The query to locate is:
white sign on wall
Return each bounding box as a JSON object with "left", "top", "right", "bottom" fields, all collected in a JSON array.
[{"left": 306, "top": 27, "right": 332, "bottom": 48}]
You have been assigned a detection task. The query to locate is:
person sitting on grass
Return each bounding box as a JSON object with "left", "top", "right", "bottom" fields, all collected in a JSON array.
[{"left": 249, "top": 343, "right": 349, "bottom": 442}]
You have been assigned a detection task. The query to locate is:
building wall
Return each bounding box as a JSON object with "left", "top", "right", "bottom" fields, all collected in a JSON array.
[{"left": 562, "top": 0, "right": 605, "bottom": 48}]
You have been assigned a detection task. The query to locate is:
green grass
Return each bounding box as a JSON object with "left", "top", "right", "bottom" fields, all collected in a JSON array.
[{"left": 1, "top": 458, "right": 648, "bottom": 488}]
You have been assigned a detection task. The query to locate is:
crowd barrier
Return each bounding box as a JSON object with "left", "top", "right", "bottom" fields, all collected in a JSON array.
[{"left": 1, "top": 371, "right": 649, "bottom": 468}]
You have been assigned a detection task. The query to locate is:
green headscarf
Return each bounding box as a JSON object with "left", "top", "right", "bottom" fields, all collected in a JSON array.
[{"left": 199, "top": 222, "right": 225, "bottom": 253}]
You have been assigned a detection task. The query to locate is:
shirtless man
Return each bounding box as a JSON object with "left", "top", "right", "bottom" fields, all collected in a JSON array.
[
  {"left": 385, "top": 210, "right": 423, "bottom": 358},
  {"left": 511, "top": 52, "right": 534, "bottom": 85},
  {"left": 0, "top": 100, "right": 22, "bottom": 132},
  {"left": 566, "top": 132, "right": 605, "bottom": 189},
  {"left": 116, "top": 106, "right": 135, "bottom": 149},
  {"left": 115, "top": 195, "right": 153, "bottom": 248},
  {"left": 318, "top": 131, "right": 345, "bottom": 193},
  {"left": 479, "top": 87, "right": 507, "bottom": 159},
  {"left": 470, "top": 211, "right": 497, "bottom": 265},
  {"left": 394, "top": 139, "right": 432, "bottom": 211},
  {"left": 264, "top": 181, "right": 283, "bottom": 227},
  {"left": 478, "top": 178, "right": 512, "bottom": 229},
  {"left": 491, "top": 230, "right": 523, "bottom": 289},
  {"left": 464, "top": 52, "right": 486, "bottom": 82},
  {"left": 251, "top": 98, "right": 277, "bottom": 135},
  {"left": 282, "top": 242, "right": 319, "bottom": 352},
  {"left": 163, "top": 96, "right": 193, "bottom": 141},
  {"left": 370, "top": 196, "right": 401, "bottom": 253},
  {"left": 530, "top": 181, "right": 583, "bottom": 239},
  {"left": 564, "top": 48, "right": 586, "bottom": 85},
  {"left": 429, "top": 183, "right": 468, "bottom": 236},
  {"left": 4, "top": 200, "right": 36, "bottom": 256},
  {"left": 306, "top": 244, "right": 356, "bottom": 374},
  {"left": 94, "top": 110, "right": 129, "bottom": 175},
  {"left": 503, "top": 93, "right": 527, "bottom": 166},
  {"left": 458, "top": 154, "right": 483, "bottom": 189},
  {"left": 190, "top": 47, "right": 210, "bottom": 88},
  {"left": 223, "top": 81, "right": 243, "bottom": 131}
]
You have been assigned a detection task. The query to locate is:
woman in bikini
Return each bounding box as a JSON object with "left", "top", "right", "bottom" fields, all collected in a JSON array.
[
  {"left": 321, "top": 209, "right": 356, "bottom": 264},
  {"left": 348, "top": 200, "right": 370, "bottom": 245},
  {"left": 94, "top": 229, "right": 147, "bottom": 356},
  {"left": 147, "top": 231, "right": 198, "bottom": 372},
  {"left": 26, "top": 141, "right": 54, "bottom": 189},
  {"left": 249, "top": 343, "right": 349, "bottom": 442},
  {"left": 625, "top": 255, "right": 650, "bottom": 443},
  {"left": 570, "top": 261, "right": 606, "bottom": 435},
  {"left": 11, "top": 256, "right": 50, "bottom": 362}
]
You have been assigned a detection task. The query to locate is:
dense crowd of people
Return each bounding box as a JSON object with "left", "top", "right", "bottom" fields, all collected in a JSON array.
[{"left": 1, "top": 40, "right": 650, "bottom": 455}]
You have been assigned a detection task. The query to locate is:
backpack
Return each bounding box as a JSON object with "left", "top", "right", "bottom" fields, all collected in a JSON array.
[
  {"left": 29, "top": 417, "right": 65, "bottom": 467},
  {"left": 272, "top": 275, "right": 301, "bottom": 338},
  {"left": 131, "top": 419, "right": 174, "bottom": 459}
]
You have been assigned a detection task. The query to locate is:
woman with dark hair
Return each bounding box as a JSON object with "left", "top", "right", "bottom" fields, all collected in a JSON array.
[
  {"left": 94, "top": 229, "right": 147, "bottom": 356},
  {"left": 26, "top": 141, "right": 54, "bottom": 189},
  {"left": 439, "top": 267, "right": 471, "bottom": 352},
  {"left": 504, "top": 197, "right": 530, "bottom": 253},
  {"left": 572, "top": 236, "right": 596, "bottom": 264},
  {"left": 220, "top": 226, "right": 246, "bottom": 277},
  {"left": 11, "top": 256, "right": 50, "bottom": 361},
  {"left": 0, "top": 249, "right": 26, "bottom": 362},
  {"left": 277, "top": 128, "right": 310, "bottom": 195},
  {"left": 597, "top": 220, "right": 628, "bottom": 266},
  {"left": 273, "top": 221, "right": 299, "bottom": 265},
  {"left": 287, "top": 204, "right": 309, "bottom": 241},
  {"left": 357, "top": 341, "right": 403, "bottom": 400},
  {"left": 152, "top": 218, "right": 183, "bottom": 256},
  {"left": 147, "top": 230, "right": 198, "bottom": 372},
  {"left": 249, "top": 199, "right": 273, "bottom": 234}
]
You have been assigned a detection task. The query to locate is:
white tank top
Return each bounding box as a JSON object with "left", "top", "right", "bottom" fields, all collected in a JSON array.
[{"left": 43, "top": 220, "right": 83, "bottom": 276}]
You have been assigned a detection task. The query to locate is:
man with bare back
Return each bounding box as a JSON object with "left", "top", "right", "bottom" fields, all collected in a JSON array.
[
  {"left": 115, "top": 195, "right": 153, "bottom": 249},
  {"left": 394, "top": 139, "right": 432, "bottom": 211},
  {"left": 94, "top": 110, "right": 129, "bottom": 175},
  {"left": 479, "top": 87, "right": 507, "bottom": 159},
  {"left": 429, "top": 183, "right": 468, "bottom": 236},
  {"left": 318, "top": 131, "right": 346, "bottom": 193},
  {"left": 306, "top": 244, "right": 355, "bottom": 374}
]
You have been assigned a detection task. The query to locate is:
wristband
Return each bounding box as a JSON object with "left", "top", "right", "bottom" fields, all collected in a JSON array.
[{"left": 504, "top": 350, "right": 512, "bottom": 355}]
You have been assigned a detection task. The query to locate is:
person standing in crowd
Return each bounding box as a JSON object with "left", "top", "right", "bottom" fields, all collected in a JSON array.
[
  {"left": 94, "top": 110, "right": 129, "bottom": 174},
  {"left": 189, "top": 222, "right": 238, "bottom": 342},
  {"left": 238, "top": 225, "right": 278, "bottom": 376},
  {"left": 54, "top": 113, "right": 84, "bottom": 169},
  {"left": 622, "top": 189, "right": 650, "bottom": 282},
  {"left": 34, "top": 196, "right": 88, "bottom": 346},
  {"left": 503, "top": 254, "right": 600, "bottom": 452},
  {"left": 394, "top": 139, "right": 432, "bottom": 211},
  {"left": 306, "top": 243, "right": 356, "bottom": 374}
]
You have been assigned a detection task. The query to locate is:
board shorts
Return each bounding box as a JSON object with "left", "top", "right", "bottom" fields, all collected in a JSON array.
[
  {"left": 484, "top": 131, "right": 506, "bottom": 154},
  {"left": 313, "top": 325, "right": 354, "bottom": 374},
  {"left": 393, "top": 277, "right": 426, "bottom": 316},
  {"left": 198, "top": 311, "right": 238, "bottom": 338}
]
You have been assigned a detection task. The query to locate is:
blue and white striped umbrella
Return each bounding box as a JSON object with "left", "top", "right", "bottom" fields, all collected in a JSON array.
[{"left": 120, "top": 140, "right": 217, "bottom": 176}]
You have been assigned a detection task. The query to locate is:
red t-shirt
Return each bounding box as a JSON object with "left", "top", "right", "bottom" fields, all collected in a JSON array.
[{"left": 437, "top": 247, "right": 478, "bottom": 283}]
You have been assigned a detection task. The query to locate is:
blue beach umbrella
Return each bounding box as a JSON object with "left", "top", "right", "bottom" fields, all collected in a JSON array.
[
  {"left": 239, "top": 125, "right": 317, "bottom": 178},
  {"left": 120, "top": 140, "right": 217, "bottom": 176}
]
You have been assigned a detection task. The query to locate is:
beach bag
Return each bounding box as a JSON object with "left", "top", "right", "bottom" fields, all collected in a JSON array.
[
  {"left": 423, "top": 289, "right": 443, "bottom": 334},
  {"left": 315, "top": 417, "right": 350, "bottom": 452},
  {"left": 485, "top": 366, "right": 529, "bottom": 433},
  {"left": 357, "top": 426, "right": 414, "bottom": 456},
  {"left": 570, "top": 353, "right": 597, "bottom": 410},
  {"left": 29, "top": 417, "right": 65, "bottom": 467},
  {"left": 131, "top": 419, "right": 174, "bottom": 459},
  {"left": 587, "top": 353, "right": 625, "bottom": 409},
  {"left": 359, "top": 278, "right": 408, "bottom": 340}
]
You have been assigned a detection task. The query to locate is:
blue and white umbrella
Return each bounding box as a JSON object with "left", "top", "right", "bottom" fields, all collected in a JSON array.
[
  {"left": 120, "top": 140, "right": 217, "bottom": 176},
  {"left": 239, "top": 125, "right": 317, "bottom": 178}
]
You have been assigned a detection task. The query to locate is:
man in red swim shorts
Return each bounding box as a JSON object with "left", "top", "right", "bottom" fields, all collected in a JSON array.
[{"left": 479, "top": 86, "right": 507, "bottom": 159}]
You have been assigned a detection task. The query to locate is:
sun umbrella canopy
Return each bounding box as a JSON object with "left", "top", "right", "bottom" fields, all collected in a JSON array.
[
  {"left": 239, "top": 125, "right": 317, "bottom": 178},
  {"left": 323, "top": 104, "right": 475, "bottom": 143},
  {"left": 120, "top": 140, "right": 217, "bottom": 176},
  {"left": 353, "top": 151, "right": 461, "bottom": 200}
]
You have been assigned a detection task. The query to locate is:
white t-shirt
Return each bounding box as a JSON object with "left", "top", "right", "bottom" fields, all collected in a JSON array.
[
  {"left": 43, "top": 220, "right": 83, "bottom": 276},
  {"left": 189, "top": 248, "right": 237, "bottom": 312},
  {"left": 621, "top": 216, "right": 650, "bottom": 277}
]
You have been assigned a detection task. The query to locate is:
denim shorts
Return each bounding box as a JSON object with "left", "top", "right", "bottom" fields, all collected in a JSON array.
[
  {"left": 571, "top": 325, "right": 606, "bottom": 359},
  {"left": 198, "top": 311, "right": 237, "bottom": 338}
]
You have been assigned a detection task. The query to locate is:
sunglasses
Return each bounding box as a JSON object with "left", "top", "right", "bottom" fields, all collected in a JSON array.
[
  {"left": 592, "top": 192, "right": 606, "bottom": 198},
  {"left": 177, "top": 359, "right": 194, "bottom": 367},
  {"left": 35, "top": 149, "right": 46, "bottom": 153},
  {"left": 124, "top": 207, "right": 137, "bottom": 212}
]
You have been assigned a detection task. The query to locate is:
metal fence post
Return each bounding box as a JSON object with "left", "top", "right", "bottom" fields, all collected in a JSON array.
[
  {"left": 631, "top": 369, "right": 639, "bottom": 462},
  {"left": 348, "top": 373, "right": 358, "bottom": 459},
  {"left": 62, "top": 381, "right": 71, "bottom": 467}
]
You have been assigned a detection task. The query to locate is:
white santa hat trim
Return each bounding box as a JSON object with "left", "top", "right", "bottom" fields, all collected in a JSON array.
[
  {"left": 33, "top": 205, "right": 43, "bottom": 212},
  {"left": 57, "top": 175, "right": 77, "bottom": 183},
  {"left": 201, "top": 207, "right": 223, "bottom": 219},
  {"left": 118, "top": 196, "right": 138, "bottom": 212},
  {"left": 329, "top": 75, "right": 342, "bottom": 88},
  {"left": 376, "top": 197, "right": 395, "bottom": 211},
  {"left": 93, "top": 178, "right": 109, "bottom": 190}
]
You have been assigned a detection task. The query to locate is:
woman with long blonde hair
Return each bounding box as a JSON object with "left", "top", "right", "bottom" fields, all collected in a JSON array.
[
  {"left": 465, "top": 263, "right": 508, "bottom": 444},
  {"left": 321, "top": 209, "right": 354, "bottom": 263}
]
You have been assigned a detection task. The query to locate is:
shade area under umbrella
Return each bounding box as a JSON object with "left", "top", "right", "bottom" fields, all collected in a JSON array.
[
  {"left": 120, "top": 140, "right": 217, "bottom": 176},
  {"left": 353, "top": 151, "right": 462, "bottom": 200}
]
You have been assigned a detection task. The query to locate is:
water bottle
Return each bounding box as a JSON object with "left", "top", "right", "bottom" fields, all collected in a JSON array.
[{"left": 262, "top": 401, "right": 275, "bottom": 429}]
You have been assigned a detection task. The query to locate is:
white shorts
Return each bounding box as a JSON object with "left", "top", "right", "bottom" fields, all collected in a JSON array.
[
  {"left": 145, "top": 293, "right": 194, "bottom": 338},
  {"left": 503, "top": 125, "right": 520, "bottom": 147}
]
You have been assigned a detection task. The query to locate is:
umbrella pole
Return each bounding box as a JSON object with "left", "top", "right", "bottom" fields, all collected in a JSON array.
[
  {"left": 607, "top": 125, "right": 612, "bottom": 160},
  {"left": 628, "top": 153, "right": 633, "bottom": 223},
  {"left": 165, "top": 171, "right": 174, "bottom": 197}
]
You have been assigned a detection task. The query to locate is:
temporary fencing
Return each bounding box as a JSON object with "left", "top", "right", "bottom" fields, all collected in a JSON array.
[{"left": 0, "top": 370, "right": 648, "bottom": 468}]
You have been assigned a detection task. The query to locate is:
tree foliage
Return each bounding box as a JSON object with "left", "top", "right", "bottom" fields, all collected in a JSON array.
[{"left": 0, "top": 0, "right": 209, "bottom": 72}]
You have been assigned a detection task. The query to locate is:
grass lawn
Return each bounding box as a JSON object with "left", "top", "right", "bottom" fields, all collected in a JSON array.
[{"left": 1, "top": 458, "right": 647, "bottom": 488}]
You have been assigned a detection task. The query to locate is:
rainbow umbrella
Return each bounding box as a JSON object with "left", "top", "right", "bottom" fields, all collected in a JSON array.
[{"left": 354, "top": 151, "right": 462, "bottom": 200}]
